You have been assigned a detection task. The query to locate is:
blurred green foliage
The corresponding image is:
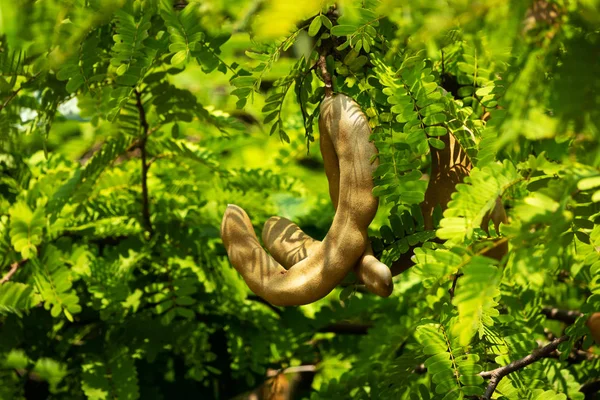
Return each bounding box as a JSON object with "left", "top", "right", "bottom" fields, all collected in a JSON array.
[{"left": 1, "top": 0, "right": 600, "bottom": 399}]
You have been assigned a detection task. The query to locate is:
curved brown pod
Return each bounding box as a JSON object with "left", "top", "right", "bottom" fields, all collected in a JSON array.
[
  {"left": 420, "top": 133, "right": 471, "bottom": 231},
  {"left": 391, "top": 133, "right": 508, "bottom": 276},
  {"left": 221, "top": 94, "right": 378, "bottom": 306},
  {"left": 319, "top": 113, "right": 393, "bottom": 297},
  {"left": 421, "top": 133, "right": 508, "bottom": 257},
  {"left": 261, "top": 95, "right": 393, "bottom": 298},
  {"left": 262, "top": 217, "right": 393, "bottom": 297}
]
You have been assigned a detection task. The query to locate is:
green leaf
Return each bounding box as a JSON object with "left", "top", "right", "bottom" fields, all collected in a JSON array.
[
  {"left": 438, "top": 161, "right": 520, "bottom": 244},
  {"left": 169, "top": 42, "right": 187, "bottom": 52},
  {"left": 0, "top": 282, "right": 36, "bottom": 316},
  {"left": 9, "top": 202, "right": 44, "bottom": 259},
  {"left": 245, "top": 51, "right": 270, "bottom": 61},
  {"left": 429, "top": 137, "right": 445, "bottom": 149},
  {"left": 320, "top": 15, "right": 333, "bottom": 29},
  {"left": 231, "top": 75, "right": 256, "bottom": 87},
  {"left": 81, "top": 346, "right": 140, "bottom": 400},
  {"left": 264, "top": 111, "right": 279, "bottom": 124},
  {"left": 116, "top": 64, "right": 128, "bottom": 76},
  {"left": 171, "top": 50, "right": 187, "bottom": 65},
  {"left": 31, "top": 245, "right": 81, "bottom": 319},
  {"left": 426, "top": 126, "right": 447, "bottom": 136},
  {"left": 578, "top": 176, "right": 600, "bottom": 191},
  {"left": 330, "top": 25, "right": 357, "bottom": 36},
  {"left": 423, "top": 113, "right": 447, "bottom": 125},
  {"left": 308, "top": 16, "right": 322, "bottom": 37}
]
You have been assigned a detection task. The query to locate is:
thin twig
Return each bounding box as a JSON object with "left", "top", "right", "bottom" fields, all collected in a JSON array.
[
  {"left": 0, "top": 72, "right": 40, "bottom": 112},
  {"left": 0, "top": 261, "right": 23, "bottom": 284},
  {"left": 0, "top": 87, "right": 24, "bottom": 112},
  {"left": 134, "top": 89, "right": 153, "bottom": 238},
  {"left": 448, "top": 272, "right": 462, "bottom": 299},
  {"left": 480, "top": 335, "right": 569, "bottom": 399}
]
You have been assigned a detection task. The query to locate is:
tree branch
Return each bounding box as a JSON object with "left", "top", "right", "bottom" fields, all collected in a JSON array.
[
  {"left": 480, "top": 335, "right": 569, "bottom": 400},
  {"left": 0, "top": 87, "right": 24, "bottom": 113},
  {"left": 541, "top": 307, "right": 582, "bottom": 324},
  {"left": 134, "top": 89, "right": 153, "bottom": 238}
]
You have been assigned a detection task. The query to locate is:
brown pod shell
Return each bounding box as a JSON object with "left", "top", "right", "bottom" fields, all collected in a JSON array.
[
  {"left": 221, "top": 94, "right": 378, "bottom": 306},
  {"left": 420, "top": 133, "right": 471, "bottom": 230},
  {"left": 391, "top": 134, "right": 509, "bottom": 275},
  {"left": 262, "top": 94, "right": 393, "bottom": 297},
  {"left": 261, "top": 216, "right": 320, "bottom": 267},
  {"left": 262, "top": 217, "right": 393, "bottom": 297},
  {"left": 421, "top": 134, "right": 508, "bottom": 236}
]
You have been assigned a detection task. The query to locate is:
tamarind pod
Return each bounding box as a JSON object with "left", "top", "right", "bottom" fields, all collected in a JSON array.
[
  {"left": 261, "top": 95, "right": 393, "bottom": 297},
  {"left": 262, "top": 216, "right": 393, "bottom": 297},
  {"left": 319, "top": 108, "right": 393, "bottom": 297},
  {"left": 221, "top": 94, "right": 378, "bottom": 306},
  {"left": 587, "top": 312, "right": 600, "bottom": 345}
]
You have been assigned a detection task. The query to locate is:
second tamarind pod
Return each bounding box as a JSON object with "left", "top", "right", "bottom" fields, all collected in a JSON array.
[
  {"left": 421, "top": 133, "right": 508, "bottom": 257},
  {"left": 420, "top": 133, "right": 471, "bottom": 231},
  {"left": 262, "top": 216, "right": 393, "bottom": 297},
  {"left": 221, "top": 94, "right": 378, "bottom": 306},
  {"left": 420, "top": 133, "right": 507, "bottom": 232},
  {"left": 390, "top": 134, "right": 509, "bottom": 276},
  {"left": 587, "top": 312, "right": 600, "bottom": 345}
]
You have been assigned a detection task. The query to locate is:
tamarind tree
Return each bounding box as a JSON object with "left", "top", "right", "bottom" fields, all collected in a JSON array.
[{"left": 1, "top": 0, "right": 599, "bottom": 399}]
